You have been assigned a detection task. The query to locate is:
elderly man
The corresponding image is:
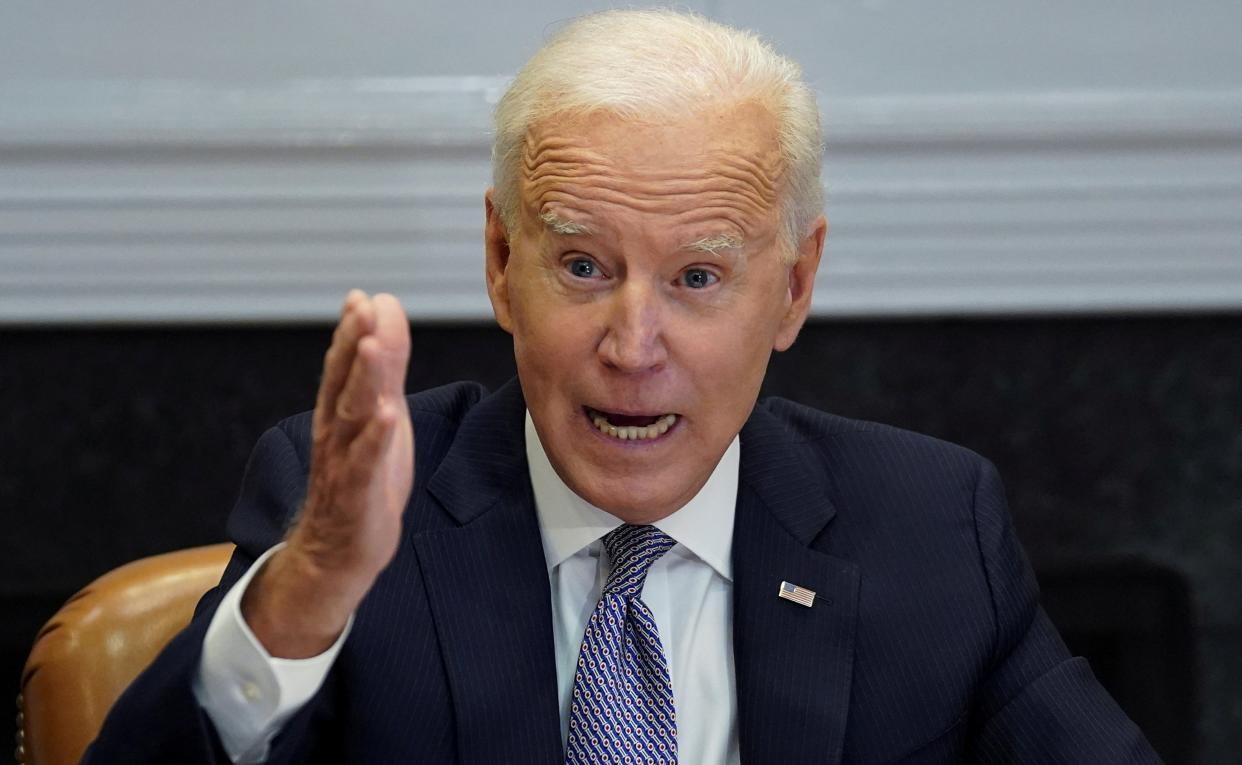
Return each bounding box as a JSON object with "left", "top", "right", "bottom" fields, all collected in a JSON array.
[{"left": 87, "top": 9, "right": 1161, "bottom": 765}]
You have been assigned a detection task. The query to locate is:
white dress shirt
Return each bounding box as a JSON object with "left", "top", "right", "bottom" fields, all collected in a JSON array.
[{"left": 195, "top": 411, "right": 741, "bottom": 764}]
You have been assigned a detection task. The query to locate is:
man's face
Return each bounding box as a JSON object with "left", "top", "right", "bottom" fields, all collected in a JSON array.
[{"left": 486, "top": 102, "right": 825, "bottom": 522}]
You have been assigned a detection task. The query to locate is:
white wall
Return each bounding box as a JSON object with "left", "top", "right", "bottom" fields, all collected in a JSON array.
[{"left": 2, "top": 1, "right": 1240, "bottom": 323}]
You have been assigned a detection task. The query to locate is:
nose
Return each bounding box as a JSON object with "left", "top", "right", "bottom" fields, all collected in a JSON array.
[{"left": 596, "top": 281, "right": 668, "bottom": 374}]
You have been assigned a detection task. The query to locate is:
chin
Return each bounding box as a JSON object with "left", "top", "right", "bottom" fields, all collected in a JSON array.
[{"left": 572, "top": 469, "right": 689, "bottom": 523}]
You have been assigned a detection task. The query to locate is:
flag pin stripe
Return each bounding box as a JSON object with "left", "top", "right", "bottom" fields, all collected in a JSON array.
[{"left": 778, "top": 580, "right": 816, "bottom": 607}]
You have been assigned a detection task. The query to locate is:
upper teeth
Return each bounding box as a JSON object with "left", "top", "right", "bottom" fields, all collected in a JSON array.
[{"left": 590, "top": 411, "right": 677, "bottom": 441}]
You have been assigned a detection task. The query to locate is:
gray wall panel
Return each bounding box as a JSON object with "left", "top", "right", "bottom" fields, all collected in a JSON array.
[{"left": 1, "top": 2, "right": 1239, "bottom": 323}]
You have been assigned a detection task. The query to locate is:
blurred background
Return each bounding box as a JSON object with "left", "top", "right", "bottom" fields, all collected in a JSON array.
[{"left": 1, "top": 2, "right": 1239, "bottom": 762}]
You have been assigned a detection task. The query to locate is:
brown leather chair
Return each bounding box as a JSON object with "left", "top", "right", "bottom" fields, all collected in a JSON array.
[{"left": 17, "top": 543, "right": 234, "bottom": 765}]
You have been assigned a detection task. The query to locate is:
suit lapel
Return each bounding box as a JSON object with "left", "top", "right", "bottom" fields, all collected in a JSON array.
[
  {"left": 733, "top": 404, "right": 861, "bottom": 764},
  {"left": 410, "top": 382, "right": 861, "bottom": 763},
  {"left": 412, "top": 379, "right": 565, "bottom": 764}
]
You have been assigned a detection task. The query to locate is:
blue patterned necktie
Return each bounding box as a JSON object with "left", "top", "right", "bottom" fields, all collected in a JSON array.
[{"left": 566, "top": 524, "right": 679, "bottom": 764}]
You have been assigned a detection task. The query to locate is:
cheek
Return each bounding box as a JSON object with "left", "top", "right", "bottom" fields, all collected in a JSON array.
[
  {"left": 677, "top": 306, "right": 778, "bottom": 413},
  {"left": 687, "top": 294, "right": 779, "bottom": 369},
  {"left": 512, "top": 298, "right": 595, "bottom": 394}
]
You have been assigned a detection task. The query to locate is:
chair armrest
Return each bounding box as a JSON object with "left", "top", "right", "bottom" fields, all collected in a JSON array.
[{"left": 18, "top": 543, "right": 234, "bottom": 765}]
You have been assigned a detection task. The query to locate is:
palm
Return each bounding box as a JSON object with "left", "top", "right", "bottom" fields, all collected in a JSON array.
[
  {"left": 242, "top": 291, "right": 415, "bottom": 659},
  {"left": 301, "top": 291, "right": 414, "bottom": 581}
]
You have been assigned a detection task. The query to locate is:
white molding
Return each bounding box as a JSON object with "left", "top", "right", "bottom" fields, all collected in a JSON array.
[
  {"left": 0, "top": 78, "right": 504, "bottom": 147},
  {"left": 2, "top": 79, "right": 1241, "bottom": 324}
]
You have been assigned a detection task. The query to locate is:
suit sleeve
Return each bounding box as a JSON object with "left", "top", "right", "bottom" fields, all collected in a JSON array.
[
  {"left": 83, "top": 423, "right": 342, "bottom": 764},
  {"left": 967, "top": 459, "right": 1164, "bottom": 764}
]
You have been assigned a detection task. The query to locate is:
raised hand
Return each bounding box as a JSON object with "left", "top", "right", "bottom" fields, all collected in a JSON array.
[{"left": 241, "top": 290, "right": 413, "bottom": 658}]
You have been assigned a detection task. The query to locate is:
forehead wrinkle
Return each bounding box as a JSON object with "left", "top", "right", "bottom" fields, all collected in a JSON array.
[
  {"left": 522, "top": 136, "right": 614, "bottom": 181},
  {"left": 711, "top": 154, "right": 782, "bottom": 205},
  {"left": 528, "top": 186, "right": 772, "bottom": 241},
  {"left": 583, "top": 186, "right": 774, "bottom": 228},
  {"left": 521, "top": 139, "right": 784, "bottom": 239},
  {"left": 527, "top": 174, "right": 776, "bottom": 222},
  {"left": 528, "top": 157, "right": 778, "bottom": 202},
  {"left": 523, "top": 140, "right": 782, "bottom": 210}
]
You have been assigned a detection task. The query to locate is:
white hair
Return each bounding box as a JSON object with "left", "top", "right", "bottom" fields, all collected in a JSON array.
[{"left": 491, "top": 9, "right": 824, "bottom": 262}]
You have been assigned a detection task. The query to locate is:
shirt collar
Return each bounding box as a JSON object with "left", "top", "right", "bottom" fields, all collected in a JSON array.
[{"left": 525, "top": 411, "right": 737, "bottom": 582}]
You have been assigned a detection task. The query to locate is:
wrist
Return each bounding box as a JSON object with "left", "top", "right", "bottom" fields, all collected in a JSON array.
[{"left": 239, "top": 546, "right": 367, "bottom": 659}]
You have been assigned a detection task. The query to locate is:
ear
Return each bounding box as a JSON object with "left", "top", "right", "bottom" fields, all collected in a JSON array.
[
  {"left": 484, "top": 189, "right": 515, "bottom": 334},
  {"left": 773, "top": 214, "right": 827, "bottom": 352}
]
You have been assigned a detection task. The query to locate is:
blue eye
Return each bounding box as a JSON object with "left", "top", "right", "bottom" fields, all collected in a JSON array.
[
  {"left": 681, "top": 268, "right": 718, "bottom": 289},
  {"left": 568, "top": 258, "right": 598, "bottom": 278}
]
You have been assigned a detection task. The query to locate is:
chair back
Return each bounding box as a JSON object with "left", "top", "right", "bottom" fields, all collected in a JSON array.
[{"left": 17, "top": 543, "right": 234, "bottom": 765}]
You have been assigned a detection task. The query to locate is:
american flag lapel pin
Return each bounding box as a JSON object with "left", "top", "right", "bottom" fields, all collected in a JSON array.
[{"left": 778, "top": 580, "right": 816, "bottom": 608}]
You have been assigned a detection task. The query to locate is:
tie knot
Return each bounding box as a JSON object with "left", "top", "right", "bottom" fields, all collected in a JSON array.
[{"left": 602, "top": 524, "right": 676, "bottom": 596}]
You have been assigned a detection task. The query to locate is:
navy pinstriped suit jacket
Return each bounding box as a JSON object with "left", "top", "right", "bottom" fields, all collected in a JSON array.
[{"left": 87, "top": 378, "right": 1162, "bottom": 764}]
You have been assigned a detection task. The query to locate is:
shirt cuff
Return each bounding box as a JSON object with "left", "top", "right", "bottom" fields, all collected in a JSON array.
[{"left": 192, "top": 542, "right": 354, "bottom": 764}]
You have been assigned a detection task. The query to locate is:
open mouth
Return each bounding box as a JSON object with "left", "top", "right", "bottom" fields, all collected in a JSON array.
[{"left": 585, "top": 406, "right": 679, "bottom": 442}]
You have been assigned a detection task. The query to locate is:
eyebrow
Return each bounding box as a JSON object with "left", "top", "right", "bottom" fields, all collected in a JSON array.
[
  {"left": 540, "top": 211, "right": 592, "bottom": 236},
  {"left": 682, "top": 233, "right": 745, "bottom": 254},
  {"left": 541, "top": 210, "right": 744, "bottom": 254}
]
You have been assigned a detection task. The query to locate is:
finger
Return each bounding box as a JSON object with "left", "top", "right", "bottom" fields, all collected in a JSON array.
[
  {"left": 342, "top": 288, "right": 367, "bottom": 317},
  {"left": 332, "top": 335, "right": 385, "bottom": 445},
  {"left": 345, "top": 400, "right": 398, "bottom": 484},
  {"left": 370, "top": 293, "right": 411, "bottom": 399},
  {"left": 316, "top": 293, "right": 377, "bottom": 428},
  {"left": 328, "top": 289, "right": 371, "bottom": 360}
]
